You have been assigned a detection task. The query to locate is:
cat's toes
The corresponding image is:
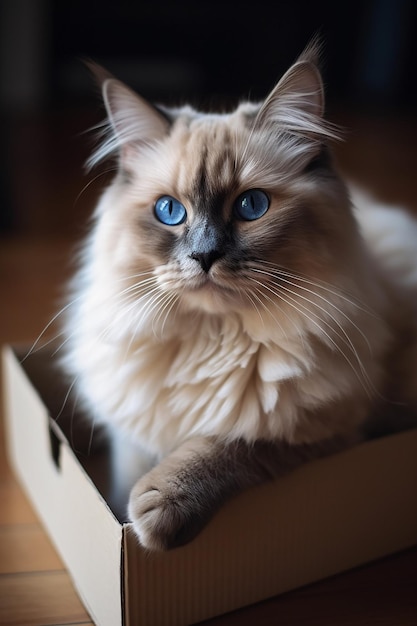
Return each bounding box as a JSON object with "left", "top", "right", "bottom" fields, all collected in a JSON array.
[{"left": 128, "top": 481, "right": 203, "bottom": 551}]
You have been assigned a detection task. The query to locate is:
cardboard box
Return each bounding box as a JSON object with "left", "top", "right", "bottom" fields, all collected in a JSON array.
[{"left": 3, "top": 345, "right": 417, "bottom": 626}]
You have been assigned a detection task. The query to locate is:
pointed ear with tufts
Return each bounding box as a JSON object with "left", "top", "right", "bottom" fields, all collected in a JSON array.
[
  {"left": 254, "top": 41, "right": 339, "bottom": 143},
  {"left": 86, "top": 62, "right": 170, "bottom": 170}
]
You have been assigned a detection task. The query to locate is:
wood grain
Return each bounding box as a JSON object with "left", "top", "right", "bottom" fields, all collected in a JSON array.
[
  {"left": 0, "top": 571, "right": 93, "bottom": 626},
  {"left": 0, "top": 525, "right": 64, "bottom": 575}
]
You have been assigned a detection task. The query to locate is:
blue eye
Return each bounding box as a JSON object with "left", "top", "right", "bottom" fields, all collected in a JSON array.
[
  {"left": 154, "top": 196, "right": 187, "bottom": 226},
  {"left": 234, "top": 189, "right": 269, "bottom": 221}
]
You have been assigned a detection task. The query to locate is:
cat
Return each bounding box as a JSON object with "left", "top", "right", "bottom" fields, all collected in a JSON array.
[{"left": 61, "top": 41, "right": 417, "bottom": 551}]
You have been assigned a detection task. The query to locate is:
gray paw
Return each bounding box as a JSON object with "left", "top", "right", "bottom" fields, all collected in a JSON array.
[{"left": 128, "top": 476, "right": 206, "bottom": 551}]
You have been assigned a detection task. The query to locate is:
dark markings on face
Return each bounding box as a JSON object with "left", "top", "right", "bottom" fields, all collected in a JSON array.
[
  {"left": 183, "top": 133, "right": 242, "bottom": 267},
  {"left": 139, "top": 217, "right": 178, "bottom": 262},
  {"left": 189, "top": 132, "right": 234, "bottom": 222}
]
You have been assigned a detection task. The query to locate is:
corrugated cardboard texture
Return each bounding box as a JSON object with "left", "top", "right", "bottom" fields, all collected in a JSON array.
[
  {"left": 123, "top": 429, "right": 417, "bottom": 625},
  {"left": 3, "top": 345, "right": 417, "bottom": 626}
]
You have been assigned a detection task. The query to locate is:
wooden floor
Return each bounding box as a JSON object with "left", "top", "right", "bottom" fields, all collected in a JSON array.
[{"left": 1, "top": 108, "right": 417, "bottom": 625}]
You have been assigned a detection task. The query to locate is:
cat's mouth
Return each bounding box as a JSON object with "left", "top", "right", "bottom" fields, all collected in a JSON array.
[
  {"left": 181, "top": 273, "right": 242, "bottom": 313},
  {"left": 157, "top": 263, "right": 243, "bottom": 313},
  {"left": 189, "top": 273, "right": 235, "bottom": 294}
]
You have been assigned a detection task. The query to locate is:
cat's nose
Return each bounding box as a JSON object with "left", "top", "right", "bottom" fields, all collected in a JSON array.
[{"left": 190, "top": 250, "right": 223, "bottom": 273}]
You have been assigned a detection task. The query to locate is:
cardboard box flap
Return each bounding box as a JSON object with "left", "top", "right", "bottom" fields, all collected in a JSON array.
[{"left": 3, "top": 346, "right": 124, "bottom": 626}]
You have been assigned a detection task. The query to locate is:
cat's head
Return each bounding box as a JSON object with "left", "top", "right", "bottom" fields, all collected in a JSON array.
[{"left": 87, "top": 42, "right": 358, "bottom": 330}]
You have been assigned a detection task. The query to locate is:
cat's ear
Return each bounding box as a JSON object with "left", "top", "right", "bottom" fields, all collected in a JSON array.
[
  {"left": 86, "top": 62, "right": 170, "bottom": 170},
  {"left": 254, "top": 42, "right": 339, "bottom": 142}
]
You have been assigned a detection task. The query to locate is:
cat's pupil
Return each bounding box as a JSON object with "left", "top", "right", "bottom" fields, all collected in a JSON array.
[
  {"left": 244, "top": 195, "right": 255, "bottom": 212},
  {"left": 154, "top": 196, "right": 187, "bottom": 226},
  {"left": 234, "top": 189, "right": 269, "bottom": 221}
]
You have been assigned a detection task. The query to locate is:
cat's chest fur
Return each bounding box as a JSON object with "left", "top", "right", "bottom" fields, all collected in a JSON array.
[{"left": 76, "top": 310, "right": 367, "bottom": 457}]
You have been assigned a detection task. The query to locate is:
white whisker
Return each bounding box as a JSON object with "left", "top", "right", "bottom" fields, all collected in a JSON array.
[
  {"left": 251, "top": 267, "right": 372, "bottom": 356},
  {"left": 73, "top": 167, "right": 116, "bottom": 208},
  {"left": 87, "top": 420, "right": 97, "bottom": 457},
  {"left": 124, "top": 287, "right": 177, "bottom": 355},
  {"left": 258, "top": 260, "right": 378, "bottom": 317},
  {"left": 248, "top": 272, "right": 376, "bottom": 398},
  {"left": 247, "top": 281, "right": 290, "bottom": 340},
  {"left": 244, "top": 287, "right": 266, "bottom": 331},
  {"left": 265, "top": 284, "right": 373, "bottom": 396},
  {"left": 21, "top": 296, "right": 84, "bottom": 364},
  {"left": 153, "top": 291, "right": 179, "bottom": 338},
  {"left": 54, "top": 377, "right": 78, "bottom": 423},
  {"left": 51, "top": 335, "right": 72, "bottom": 358}
]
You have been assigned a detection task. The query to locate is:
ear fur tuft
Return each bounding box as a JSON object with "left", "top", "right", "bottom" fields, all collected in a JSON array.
[
  {"left": 85, "top": 63, "right": 169, "bottom": 170},
  {"left": 254, "top": 37, "right": 340, "bottom": 142}
]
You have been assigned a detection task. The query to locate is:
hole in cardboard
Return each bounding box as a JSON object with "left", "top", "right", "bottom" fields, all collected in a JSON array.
[{"left": 49, "top": 422, "right": 62, "bottom": 470}]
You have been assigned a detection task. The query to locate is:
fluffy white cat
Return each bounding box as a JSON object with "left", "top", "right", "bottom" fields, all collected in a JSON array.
[{"left": 61, "top": 42, "right": 417, "bottom": 550}]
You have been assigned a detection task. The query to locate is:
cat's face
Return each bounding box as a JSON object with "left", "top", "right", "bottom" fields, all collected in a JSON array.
[{"left": 89, "top": 44, "right": 356, "bottom": 325}]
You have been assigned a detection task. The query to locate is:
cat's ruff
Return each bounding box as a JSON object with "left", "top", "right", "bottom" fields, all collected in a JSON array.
[{"left": 67, "top": 301, "right": 377, "bottom": 457}]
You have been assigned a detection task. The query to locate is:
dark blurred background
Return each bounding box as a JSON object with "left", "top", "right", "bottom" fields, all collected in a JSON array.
[{"left": 0, "top": 0, "right": 416, "bottom": 236}]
